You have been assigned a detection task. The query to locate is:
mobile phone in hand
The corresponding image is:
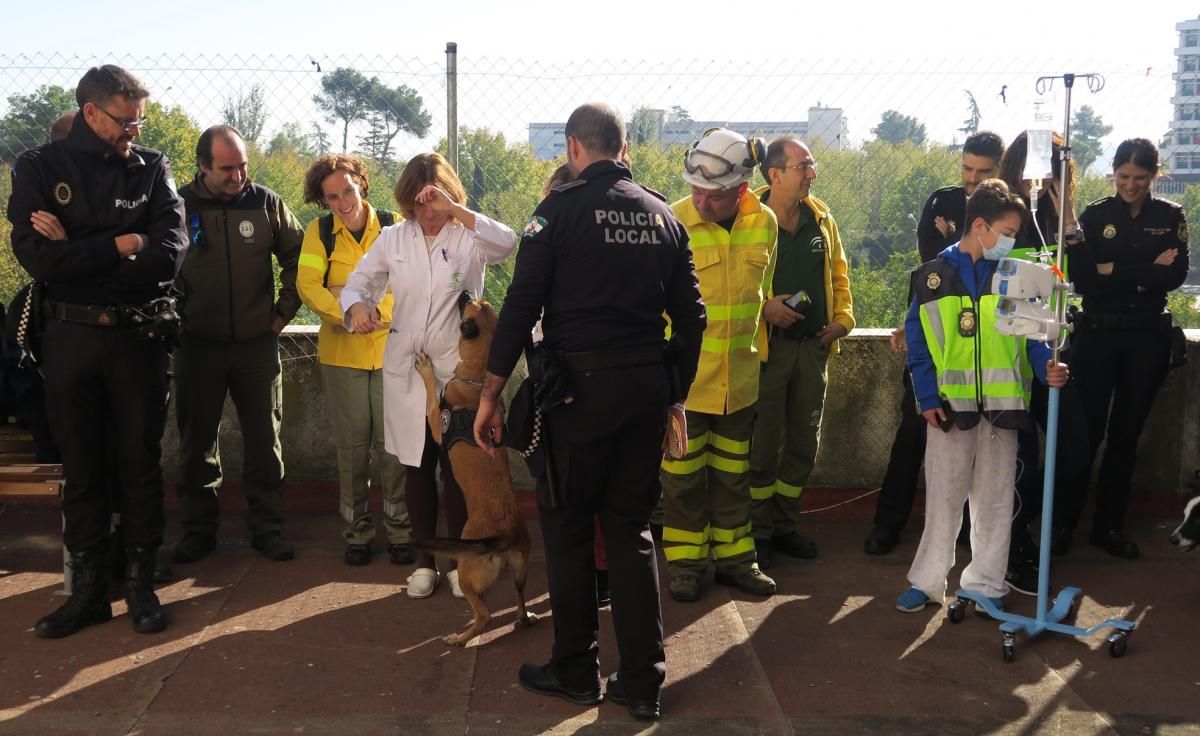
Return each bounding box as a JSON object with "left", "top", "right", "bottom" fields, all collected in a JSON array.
[{"left": 784, "top": 290, "right": 811, "bottom": 312}]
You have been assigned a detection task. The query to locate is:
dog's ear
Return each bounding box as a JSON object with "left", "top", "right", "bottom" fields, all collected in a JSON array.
[
  {"left": 1188, "top": 470, "right": 1200, "bottom": 500},
  {"left": 460, "top": 317, "right": 480, "bottom": 340}
]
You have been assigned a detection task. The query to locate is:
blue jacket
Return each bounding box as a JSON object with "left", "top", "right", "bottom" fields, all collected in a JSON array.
[{"left": 906, "top": 244, "right": 1052, "bottom": 414}]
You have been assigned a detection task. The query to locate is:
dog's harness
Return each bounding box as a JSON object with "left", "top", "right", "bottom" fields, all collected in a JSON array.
[{"left": 439, "top": 398, "right": 479, "bottom": 450}]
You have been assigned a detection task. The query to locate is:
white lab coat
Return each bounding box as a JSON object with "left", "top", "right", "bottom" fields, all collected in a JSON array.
[{"left": 339, "top": 215, "right": 516, "bottom": 466}]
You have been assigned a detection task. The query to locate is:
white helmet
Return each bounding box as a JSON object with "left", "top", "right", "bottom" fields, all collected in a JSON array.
[{"left": 681, "top": 128, "right": 766, "bottom": 191}]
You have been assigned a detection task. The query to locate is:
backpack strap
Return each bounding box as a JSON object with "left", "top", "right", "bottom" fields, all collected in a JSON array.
[{"left": 318, "top": 214, "right": 335, "bottom": 288}]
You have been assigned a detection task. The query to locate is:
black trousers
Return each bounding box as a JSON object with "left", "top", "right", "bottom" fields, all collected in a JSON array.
[
  {"left": 41, "top": 319, "right": 169, "bottom": 552},
  {"left": 871, "top": 368, "right": 926, "bottom": 534},
  {"left": 1071, "top": 324, "right": 1171, "bottom": 534},
  {"left": 1011, "top": 377, "right": 1091, "bottom": 553},
  {"left": 537, "top": 363, "right": 668, "bottom": 699}
]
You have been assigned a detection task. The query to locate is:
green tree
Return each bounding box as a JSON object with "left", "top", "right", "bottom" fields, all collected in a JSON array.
[
  {"left": 627, "top": 141, "right": 690, "bottom": 204},
  {"left": 359, "top": 82, "right": 430, "bottom": 167},
  {"left": 958, "top": 90, "right": 981, "bottom": 138},
  {"left": 1071, "top": 105, "right": 1112, "bottom": 174},
  {"left": 848, "top": 249, "right": 921, "bottom": 329},
  {"left": 139, "top": 101, "right": 203, "bottom": 184},
  {"left": 266, "top": 122, "right": 314, "bottom": 157},
  {"left": 0, "top": 164, "right": 25, "bottom": 303},
  {"left": 221, "top": 84, "right": 268, "bottom": 145},
  {"left": 670, "top": 105, "right": 692, "bottom": 122},
  {"left": 872, "top": 110, "right": 927, "bottom": 147},
  {"left": 309, "top": 122, "right": 331, "bottom": 155},
  {"left": 0, "top": 84, "right": 76, "bottom": 162},
  {"left": 312, "top": 68, "right": 374, "bottom": 153},
  {"left": 628, "top": 107, "right": 662, "bottom": 145}
]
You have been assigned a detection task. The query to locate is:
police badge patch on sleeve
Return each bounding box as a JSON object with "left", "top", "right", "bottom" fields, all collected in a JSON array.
[
  {"left": 440, "top": 409, "right": 452, "bottom": 435},
  {"left": 53, "top": 182, "right": 72, "bottom": 206},
  {"left": 522, "top": 215, "right": 548, "bottom": 239},
  {"left": 926, "top": 272, "right": 941, "bottom": 291}
]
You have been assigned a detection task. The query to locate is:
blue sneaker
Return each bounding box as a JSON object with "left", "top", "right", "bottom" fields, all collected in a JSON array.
[
  {"left": 973, "top": 595, "right": 1005, "bottom": 618},
  {"left": 896, "top": 587, "right": 933, "bottom": 613}
]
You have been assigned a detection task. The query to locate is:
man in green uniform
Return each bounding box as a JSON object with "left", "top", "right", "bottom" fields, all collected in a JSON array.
[{"left": 749, "top": 137, "right": 854, "bottom": 569}]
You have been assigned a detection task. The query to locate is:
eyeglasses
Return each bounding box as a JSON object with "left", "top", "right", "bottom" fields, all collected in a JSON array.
[
  {"left": 780, "top": 161, "right": 818, "bottom": 173},
  {"left": 95, "top": 106, "right": 148, "bottom": 134}
]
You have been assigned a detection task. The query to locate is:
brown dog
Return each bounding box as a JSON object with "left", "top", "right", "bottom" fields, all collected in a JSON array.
[{"left": 413, "top": 298, "right": 538, "bottom": 646}]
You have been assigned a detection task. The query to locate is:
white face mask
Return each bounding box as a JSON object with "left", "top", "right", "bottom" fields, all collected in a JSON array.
[{"left": 982, "top": 224, "right": 1016, "bottom": 262}]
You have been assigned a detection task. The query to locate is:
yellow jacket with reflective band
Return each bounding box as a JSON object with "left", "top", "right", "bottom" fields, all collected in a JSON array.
[
  {"left": 751, "top": 186, "right": 854, "bottom": 356},
  {"left": 296, "top": 204, "right": 397, "bottom": 369},
  {"left": 913, "top": 259, "right": 1032, "bottom": 430},
  {"left": 670, "top": 192, "right": 778, "bottom": 415}
]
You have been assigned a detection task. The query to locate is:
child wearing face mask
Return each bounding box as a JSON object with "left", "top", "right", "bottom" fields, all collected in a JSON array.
[{"left": 895, "top": 179, "right": 1070, "bottom": 615}]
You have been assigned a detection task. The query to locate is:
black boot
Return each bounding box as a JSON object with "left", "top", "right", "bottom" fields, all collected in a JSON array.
[
  {"left": 125, "top": 546, "right": 167, "bottom": 634},
  {"left": 34, "top": 549, "right": 112, "bottom": 639}
]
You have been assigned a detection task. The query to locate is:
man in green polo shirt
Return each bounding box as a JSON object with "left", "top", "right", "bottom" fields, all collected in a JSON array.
[{"left": 749, "top": 137, "right": 855, "bottom": 569}]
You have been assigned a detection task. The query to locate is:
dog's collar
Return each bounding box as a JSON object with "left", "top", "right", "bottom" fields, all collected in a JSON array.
[{"left": 450, "top": 375, "right": 484, "bottom": 387}]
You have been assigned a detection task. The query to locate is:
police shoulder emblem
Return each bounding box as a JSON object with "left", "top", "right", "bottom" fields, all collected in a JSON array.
[
  {"left": 440, "top": 409, "right": 451, "bottom": 435},
  {"left": 1103, "top": 224, "right": 1116, "bottom": 239},
  {"left": 946, "top": 220, "right": 957, "bottom": 235},
  {"left": 53, "top": 181, "right": 72, "bottom": 206},
  {"left": 522, "top": 215, "right": 548, "bottom": 239},
  {"left": 239, "top": 220, "right": 255, "bottom": 238},
  {"left": 926, "top": 272, "right": 942, "bottom": 291}
]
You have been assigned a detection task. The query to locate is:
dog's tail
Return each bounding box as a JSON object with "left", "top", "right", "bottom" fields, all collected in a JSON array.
[{"left": 412, "top": 535, "right": 514, "bottom": 559}]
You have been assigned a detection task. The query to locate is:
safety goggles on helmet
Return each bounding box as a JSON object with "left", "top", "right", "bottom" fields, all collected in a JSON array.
[{"left": 683, "top": 147, "right": 741, "bottom": 180}]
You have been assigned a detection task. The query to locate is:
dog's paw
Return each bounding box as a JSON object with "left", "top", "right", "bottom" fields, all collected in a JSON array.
[
  {"left": 519, "top": 611, "right": 539, "bottom": 627},
  {"left": 414, "top": 352, "right": 432, "bottom": 374},
  {"left": 442, "top": 632, "right": 469, "bottom": 647}
]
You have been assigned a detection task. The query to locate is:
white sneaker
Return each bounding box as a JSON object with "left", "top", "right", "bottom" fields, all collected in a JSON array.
[
  {"left": 406, "top": 567, "right": 440, "bottom": 599},
  {"left": 447, "top": 569, "right": 464, "bottom": 599}
]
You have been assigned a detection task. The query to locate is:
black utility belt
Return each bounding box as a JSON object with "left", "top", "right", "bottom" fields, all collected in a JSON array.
[
  {"left": 1078, "top": 311, "right": 1170, "bottom": 331},
  {"left": 564, "top": 345, "right": 663, "bottom": 372},
  {"left": 45, "top": 299, "right": 125, "bottom": 327}
]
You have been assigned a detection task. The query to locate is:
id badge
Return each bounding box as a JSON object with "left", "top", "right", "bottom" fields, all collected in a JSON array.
[{"left": 958, "top": 307, "right": 977, "bottom": 338}]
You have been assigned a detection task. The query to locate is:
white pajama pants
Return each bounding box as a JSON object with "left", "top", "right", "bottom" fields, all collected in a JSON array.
[{"left": 907, "top": 418, "right": 1016, "bottom": 602}]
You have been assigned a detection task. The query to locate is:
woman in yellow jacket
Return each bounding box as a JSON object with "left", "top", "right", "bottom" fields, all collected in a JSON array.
[{"left": 297, "top": 154, "right": 413, "bottom": 567}]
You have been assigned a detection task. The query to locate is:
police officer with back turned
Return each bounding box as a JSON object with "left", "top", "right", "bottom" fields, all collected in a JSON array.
[
  {"left": 474, "top": 102, "right": 705, "bottom": 722},
  {"left": 7, "top": 64, "right": 187, "bottom": 638}
]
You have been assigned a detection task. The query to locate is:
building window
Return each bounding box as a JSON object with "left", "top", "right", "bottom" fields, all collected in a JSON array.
[
  {"left": 1182, "top": 81, "right": 1199, "bottom": 97},
  {"left": 1179, "top": 131, "right": 1200, "bottom": 145},
  {"left": 1186, "top": 29, "right": 1200, "bottom": 47},
  {"left": 1184, "top": 104, "right": 1200, "bottom": 121},
  {"left": 1177, "top": 153, "right": 1200, "bottom": 170},
  {"left": 1184, "top": 56, "right": 1200, "bottom": 73}
]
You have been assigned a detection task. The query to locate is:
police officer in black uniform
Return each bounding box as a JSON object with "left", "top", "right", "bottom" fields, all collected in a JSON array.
[
  {"left": 866, "top": 131, "right": 1004, "bottom": 554},
  {"left": 473, "top": 103, "right": 705, "bottom": 721},
  {"left": 7, "top": 64, "right": 187, "bottom": 638},
  {"left": 1070, "top": 137, "right": 1189, "bottom": 560}
]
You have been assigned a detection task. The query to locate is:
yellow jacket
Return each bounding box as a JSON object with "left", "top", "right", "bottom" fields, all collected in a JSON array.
[
  {"left": 752, "top": 186, "right": 855, "bottom": 356},
  {"left": 671, "top": 192, "right": 778, "bottom": 415},
  {"left": 296, "top": 204, "right": 396, "bottom": 369}
]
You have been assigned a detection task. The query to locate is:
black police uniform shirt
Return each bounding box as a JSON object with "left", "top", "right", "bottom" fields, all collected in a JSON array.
[
  {"left": 487, "top": 159, "right": 706, "bottom": 387},
  {"left": 916, "top": 185, "right": 966, "bottom": 263},
  {"left": 7, "top": 114, "right": 187, "bottom": 307},
  {"left": 1072, "top": 194, "right": 1189, "bottom": 316}
]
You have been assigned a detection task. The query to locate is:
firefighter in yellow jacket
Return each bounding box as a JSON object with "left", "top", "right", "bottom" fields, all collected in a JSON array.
[
  {"left": 748, "top": 138, "right": 854, "bottom": 569},
  {"left": 661, "top": 128, "right": 778, "bottom": 602}
]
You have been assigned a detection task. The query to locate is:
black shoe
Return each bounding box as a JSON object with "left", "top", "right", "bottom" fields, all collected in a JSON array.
[
  {"left": 517, "top": 663, "right": 602, "bottom": 706},
  {"left": 1089, "top": 530, "right": 1140, "bottom": 560},
  {"left": 1004, "top": 561, "right": 1039, "bottom": 597},
  {"left": 595, "top": 569, "right": 611, "bottom": 608},
  {"left": 172, "top": 533, "right": 216, "bottom": 564},
  {"left": 714, "top": 566, "right": 776, "bottom": 596},
  {"left": 754, "top": 538, "right": 772, "bottom": 570},
  {"left": 772, "top": 531, "right": 818, "bottom": 559},
  {"left": 125, "top": 546, "right": 167, "bottom": 634},
  {"left": 864, "top": 527, "right": 899, "bottom": 556},
  {"left": 387, "top": 543, "right": 416, "bottom": 565},
  {"left": 251, "top": 532, "right": 295, "bottom": 562},
  {"left": 1050, "top": 528, "right": 1072, "bottom": 556},
  {"left": 344, "top": 543, "right": 372, "bottom": 566},
  {"left": 34, "top": 549, "right": 112, "bottom": 639},
  {"left": 605, "top": 672, "right": 661, "bottom": 721}
]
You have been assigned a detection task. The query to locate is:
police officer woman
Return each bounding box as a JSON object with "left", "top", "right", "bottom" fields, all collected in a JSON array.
[{"left": 1069, "top": 138, "right": 1189, "bottom": 559}]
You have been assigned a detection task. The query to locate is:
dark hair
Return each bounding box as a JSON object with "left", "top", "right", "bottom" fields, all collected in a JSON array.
[
  {"left": 564, "top": 103, "right": 625, "bottom": 158},
  {"left": 304, "top": 154, "right": 370, "bottom": 206},
  {"left": 49, "top": 112, "right": 75, "bottom": 143},
  {"left": 759, "top": 136, "right": 805, "bottom": 183},
  {"left": 75, "top": 64, "right": 150, "bottom": 109},
  {"left": 196, "top": 124, "right": 244, "bottom": 169},
  {"left": 998, "top": 131, "right": 1076, "bottom": 199},
  {"left": 965, "top": 178, "right": 1027, "bottom": 228},
  {"left": 541, "top": 163, "right": 574, "bottom": 200},
  {"left": 1112, "top": 138, "right": 1159, "bottom": 173},
  {"left": 963, "top": 131, "right": 1004, "bottom": 161},
  {"left": 392, "top": 152, "right": 466, "bottom": 220}
]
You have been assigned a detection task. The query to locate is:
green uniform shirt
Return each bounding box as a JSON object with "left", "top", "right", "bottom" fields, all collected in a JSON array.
[{"left": 768, "top": 195, "right": 827, "bottom": 339}]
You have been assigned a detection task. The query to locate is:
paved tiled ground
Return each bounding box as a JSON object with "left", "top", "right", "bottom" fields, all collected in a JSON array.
[{"left": 0, "top": 489, "right": 1197, "bottom": 735}]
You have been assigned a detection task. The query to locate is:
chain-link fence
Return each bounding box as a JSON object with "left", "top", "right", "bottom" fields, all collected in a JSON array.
[{"left": 2, "top": 50, "right": 1196, "bottom": 331}]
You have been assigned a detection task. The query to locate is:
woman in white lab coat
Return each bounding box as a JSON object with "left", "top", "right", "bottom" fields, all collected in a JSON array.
[{"left": 340, "top": 153, "right": 517, "bottom": 598}]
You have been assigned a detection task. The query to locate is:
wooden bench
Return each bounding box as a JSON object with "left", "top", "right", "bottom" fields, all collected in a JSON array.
[{"left": 0, "top": 424, "right": 68, "bottom": 591}]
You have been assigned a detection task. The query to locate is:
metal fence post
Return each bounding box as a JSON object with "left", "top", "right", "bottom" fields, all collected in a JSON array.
[{"left": 446, "top": 41, "right": 458, "bottom": 172}]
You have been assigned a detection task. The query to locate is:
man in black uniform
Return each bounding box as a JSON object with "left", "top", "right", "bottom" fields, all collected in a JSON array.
[
  {"left": 865, "top": 131, "right": 1004, "bottom": 555},
  {"left": 7, "top": 64, "right": 187, "bottom": 638},
  {"left": 473, "top": 103, "right": 705, "bottom": 721}
]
